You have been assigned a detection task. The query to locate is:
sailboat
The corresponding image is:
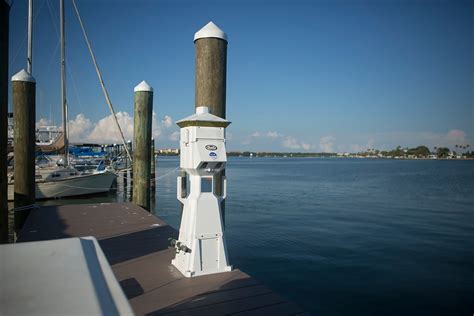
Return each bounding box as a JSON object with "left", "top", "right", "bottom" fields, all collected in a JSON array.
[{"left": 8, "top": 0, "right": 116, "bottom": 200}]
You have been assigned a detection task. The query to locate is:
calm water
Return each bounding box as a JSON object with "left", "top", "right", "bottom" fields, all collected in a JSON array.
[{"left": 43, "top": 157, "right": 474, "bottom": 315}]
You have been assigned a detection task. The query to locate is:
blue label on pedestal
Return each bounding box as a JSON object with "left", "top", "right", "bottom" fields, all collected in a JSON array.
[{"left": 209, "top": 152, "right": 217, "bottom": 160}]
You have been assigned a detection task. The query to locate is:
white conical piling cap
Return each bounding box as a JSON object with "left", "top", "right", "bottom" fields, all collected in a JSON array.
[
  {"left": 194, "top": 21, "right": 227, "bottom": 42},
  {"left": 11, "top": 69, "right": 35, "bottom": 83},
  {"left": 134, "top": 81, "right": 153, "bottom": 92}
]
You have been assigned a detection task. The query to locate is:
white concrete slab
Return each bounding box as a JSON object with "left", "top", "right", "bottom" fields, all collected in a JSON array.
[{"left": 0, "top": 237, "right": 134, "bottom": 316}]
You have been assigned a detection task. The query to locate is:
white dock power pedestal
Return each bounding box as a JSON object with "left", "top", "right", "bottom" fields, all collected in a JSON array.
[{"left": 171, "top": 106, "right": 232, "bottom": 277}]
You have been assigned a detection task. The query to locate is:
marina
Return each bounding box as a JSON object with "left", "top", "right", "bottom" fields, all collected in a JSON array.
[
  {"left": 1, "top": 0, "right": 473, "bottom": 315},
  {"left": 1, "top": 1, "right": 308, "bottom": 314}
]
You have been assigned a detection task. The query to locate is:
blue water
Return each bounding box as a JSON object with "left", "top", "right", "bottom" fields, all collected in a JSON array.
[
  {"left": 153, "top": 157, "right": 474, "bottom": 315},
  {"left": 41, "top": 157, "right": 474, "bottom": 315}
]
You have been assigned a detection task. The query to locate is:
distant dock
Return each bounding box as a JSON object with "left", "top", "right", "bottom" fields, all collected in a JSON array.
[{"left": 17, "top": 202, "right": 308, "bottom": 315}]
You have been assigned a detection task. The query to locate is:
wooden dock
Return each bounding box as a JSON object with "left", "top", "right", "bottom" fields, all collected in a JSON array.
[{"left": 17, "top": 203, "right": 308, "bottom": 315}]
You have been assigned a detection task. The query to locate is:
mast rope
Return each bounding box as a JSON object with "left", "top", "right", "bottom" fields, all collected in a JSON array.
[
  {"left": 113, "top": 166, "right": 179, "bottom": 183},
  {"left": 9, "top": 0, "right": 46, "bottom": 70},
  {"left": 45, "top": 0, "right": 85, "bottom": 118},
  {"left": 71, "top": 0, "right": 133, "bottom": 163}
]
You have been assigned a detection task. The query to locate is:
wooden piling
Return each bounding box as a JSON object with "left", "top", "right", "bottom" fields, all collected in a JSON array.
[
  {"left": 195, "top": 22, "right": 227, "bottom": 117},
  {"left": 132, "top": 81, "right": 153, "bottom": 210},
  {"left": 194, "top": 22, "right": 228, "bottom": 224},
  {"left": 12, "top": 69, "right": 36, "bottom": 228},
  {"left": 0, "top": 0, "right": 10, "bottom": 243}
]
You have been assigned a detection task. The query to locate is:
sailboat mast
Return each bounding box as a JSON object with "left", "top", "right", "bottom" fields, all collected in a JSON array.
[
  {"left": 60, "top": 0, "right": 68, "bottom": 166},
  {"left": 27, "top": 0, "right": 33, "bottom": 74}
]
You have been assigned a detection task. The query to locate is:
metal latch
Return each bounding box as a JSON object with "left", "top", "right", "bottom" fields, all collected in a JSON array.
[{"left": 168, "top": 238, "right": 192, "bottom": 254}]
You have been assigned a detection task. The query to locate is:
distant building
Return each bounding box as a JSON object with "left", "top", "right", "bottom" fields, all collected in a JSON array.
[{"left": 158, "top": 148, "right": 179, "bottom": 154}]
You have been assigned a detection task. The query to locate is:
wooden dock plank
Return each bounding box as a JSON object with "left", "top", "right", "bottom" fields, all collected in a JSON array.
[
  {"left": 17, "top": 203, "right": 305, "bottom": 315},
  {"left": 149, "top": 292, "right": 286, "bottom": 316},
  {"left": 152, "top": 284, "right": 274, "bottom": 314},
  {"left": 230, "top": 301, "right": 311, "bottom": 316}
]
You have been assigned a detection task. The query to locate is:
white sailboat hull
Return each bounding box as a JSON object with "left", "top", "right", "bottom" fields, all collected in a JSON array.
[{"left": 8, "top": 171, "right": 117, "bottom": 200}]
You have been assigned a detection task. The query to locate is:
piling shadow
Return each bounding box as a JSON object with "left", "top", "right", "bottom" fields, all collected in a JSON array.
[
  {"left": 119, "top": 278, "right": 145, "bottom": 299},
  {"left": 98, "top": 225, "right": 178, "bottom": 265},
  {"left": 143, "top": 275, "right": 307, "bottom": 316},
  {"left": 17, "top": 205, "right": 70, "bottom": 242}
]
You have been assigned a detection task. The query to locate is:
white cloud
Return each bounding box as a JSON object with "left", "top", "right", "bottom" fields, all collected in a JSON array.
[
  {"left": 238, "top": 129, "right": 471, "bottom": 153},
  {"left": 151, "top": 111, "right": 169, "bottom": 139},
  {"left": 282, "top": 136, "right": 300, "bottom": 149},
  {"left": 249, "top": 131, "right": 282, "bottom": 139},
  {"left": 243, "top": 130, "right": 313, "bottom": 151},
  {"left": 319, "top": 135, "right": 335, "bottom": 153},
  {"left": 36, "top": 118, "right": 52, "bottom": 128},
  {"left": 241, "top": 131, "right": 274, "bottom": 146},
  {"left": 446, "top": 129, "right": 469, "bottom": 146},
  {"left": 43, "top": 112, "right": 176, "bottom": 144},
  {"left": 162, "top": 115, "right": 173, "bottom": 128},
  {"left": 87, "top": 111, "right": 134, "bottom": 143},
  {"left": 169, "top": 131, "right": 180, "bottom": 141},
  {"left": 282, "top": 136, "right": 313, "bottom": 150},
  {"left": 251, "top": 131, "right": 261, "bottom": 137},
  {"left": 349, "top": 144, "right": 366, "bottom": 152},
  {"left": 371, "top": 129, "right": 471, "bottom": 150},
  {"left": 348, "top": 138, "right": 375, "bottom": 153},
  {"left": 266, "top": 131, "right": 281, "bottom": 138},
  {"left": 366, "top": 138, "right": 375, "bottom": 150},
  {"left": 68, "top": 114, "right": 94, "bottom": 143},
  {"left": 336, "top": 129, "right": 471, "bottom": 153}
]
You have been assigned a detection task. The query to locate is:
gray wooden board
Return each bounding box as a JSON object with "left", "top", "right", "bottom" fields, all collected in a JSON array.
[{"left": 17, "top": 202, "right": 306, "bottom": 315}]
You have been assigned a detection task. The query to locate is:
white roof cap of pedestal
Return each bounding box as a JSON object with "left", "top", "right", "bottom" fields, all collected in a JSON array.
[
  {"left": 176, "top": 106, "right": 230, "bottom": 128},
  {"left": 134, "top": 80, "right": 153, "bottom": 92},
  {"left": 11, "top": 69, "right": 35, "bottom": 82},
  {"left": 194, "top": 21, "right": 227, "bottom": 42}
]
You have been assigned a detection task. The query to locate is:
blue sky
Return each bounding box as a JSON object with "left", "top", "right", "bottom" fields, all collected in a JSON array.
[{"left": 8, "top": 0, "right": 473, "bottom": 152}]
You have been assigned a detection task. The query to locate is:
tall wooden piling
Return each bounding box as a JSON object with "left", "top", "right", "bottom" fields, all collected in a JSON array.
[
  {"left": 12, "top": 69, "right": 36, "bottom": 228},
  {"left": 195, "top": 22, "right": 227, "bottom": 117},
  {"left": 0, "top": 0, "right": 10, "bottom": 243},
  {"left": 132, "top": 81, "right": 153, "bottom": 210},
  {"left": 194, "top": 21, "right": 228, "bottom": 224}
]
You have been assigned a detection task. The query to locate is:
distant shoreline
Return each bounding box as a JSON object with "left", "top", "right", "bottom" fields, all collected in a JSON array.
[
  {"left": 157, "top": 145, "right": 472, "bottom": 160},
  {"left": 157, "top": 153, "right": 474, "bottom": 161}
]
